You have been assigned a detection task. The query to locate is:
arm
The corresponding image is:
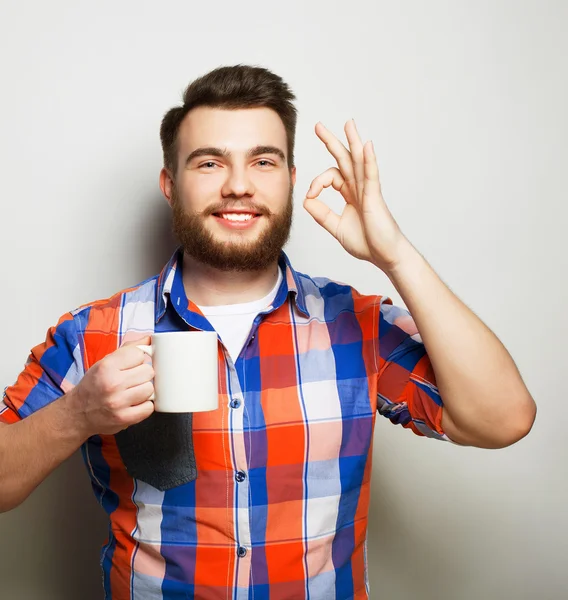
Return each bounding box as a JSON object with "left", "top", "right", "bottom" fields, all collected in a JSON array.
[
  {"left": 303, "top": 119, "right": 536, "bottom": 449},
  {"left": 384, "top": 239, "right": 535, "bottom": 448},
  {"left": 0, "top": 321, "right": 155, "bottom": 513},
  {"left": 0, "top": 395, "right": 87, "bottom": 512}
]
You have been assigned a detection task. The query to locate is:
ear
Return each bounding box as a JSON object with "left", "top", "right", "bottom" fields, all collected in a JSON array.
[
  {"left": 159, "top": 168, "right": 175, "bottom": 207},
  {"left": 290, "top": 166, "right": 297, "bottom": 187}
]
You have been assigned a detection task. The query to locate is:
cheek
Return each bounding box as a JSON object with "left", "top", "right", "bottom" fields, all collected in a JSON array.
[
  {"left": 179, "top": 176, "right": 221, "bottom": 209},
  {"left": 255, "top": 172, "right": 291, "bottom": 201}
]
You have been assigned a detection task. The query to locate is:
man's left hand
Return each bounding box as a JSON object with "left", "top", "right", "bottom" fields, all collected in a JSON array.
[{"left": 304, "top": 120, "right": 408, "bottom": 273}]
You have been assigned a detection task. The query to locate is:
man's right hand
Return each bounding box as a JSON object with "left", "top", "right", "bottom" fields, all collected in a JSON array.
[{"left": 68, "top": 337, "right": 155, "bottom": 438}]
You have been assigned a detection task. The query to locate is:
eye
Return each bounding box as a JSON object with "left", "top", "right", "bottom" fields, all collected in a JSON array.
[
  {"left": 199, "top": 161, "right": 218, "bottom": 169},
  {"left": 256, "top": 159, "right": 274, "bottom": 167}
]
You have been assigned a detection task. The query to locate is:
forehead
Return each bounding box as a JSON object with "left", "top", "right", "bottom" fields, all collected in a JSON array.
[{"left": 177, "top": 106, "right": 288, "bottom": 156}]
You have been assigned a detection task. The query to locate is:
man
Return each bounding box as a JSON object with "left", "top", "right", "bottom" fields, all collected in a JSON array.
[{"left": 0, "top": 65, "right": 536, "bottom": 599}]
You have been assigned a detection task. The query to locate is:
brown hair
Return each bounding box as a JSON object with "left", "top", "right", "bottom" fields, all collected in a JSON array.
[{"left": 160, "top": 65, "right": 297, "bottom": 176}]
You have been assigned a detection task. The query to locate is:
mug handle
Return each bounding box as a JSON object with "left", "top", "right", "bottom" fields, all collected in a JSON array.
[{"left": 137, "top": 344, "right": 155, "bottom": 401}]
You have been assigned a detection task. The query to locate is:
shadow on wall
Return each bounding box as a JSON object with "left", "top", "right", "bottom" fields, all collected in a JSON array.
[
  {"left": 367, "top": 454, "right": 474, "bottom": 600},
  {"left": 0, "top": 197, "right": 176, "bottom": 600},
  {"left": 0, "top": 452, "right": 109, "bottom": 600},
  {"left": 131, "top": 193, "right": 179, "bottom": 282}
]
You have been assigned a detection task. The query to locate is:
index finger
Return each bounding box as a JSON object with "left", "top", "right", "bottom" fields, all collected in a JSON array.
[
  {"left": 315, "top": 123, "right": 357, "bottom": 194},
  {"left": 111, "top": 337, "right": 152, "bottom": 370}
]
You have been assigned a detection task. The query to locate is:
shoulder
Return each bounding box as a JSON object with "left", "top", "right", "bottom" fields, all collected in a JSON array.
[
  {"left": 294, "top": 269, "right": 390, "bottom": 317},
  {"left": 68, "top": 274, "right": 160, "bottom": 338}
]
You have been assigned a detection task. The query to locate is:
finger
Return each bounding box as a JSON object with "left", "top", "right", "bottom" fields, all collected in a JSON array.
[
  {"left": 306, "top": 167, "right": 354, "bottom": 204},
  {"left": 315, "top": 123, "right": 358, "bottom": 198},
  {"left": 121, "top": 381, "right": 155, "bottom": 406},
  {"left": 121, "top": 400, "right": 155, "bottom": 425},
  {"left": 345, "top": 120, "right": 365, "bottom": 198},
  {"left": 303, "top": 196, "right": 341, "bottom": 239},
  {"left": 363, "top": 141, "right": 383, "bottom": 205},
  {"left": 122, "top": 335, "right": 152, "bottom": 347},
  {"left": 121, "top": 363, "right": 154, "bottom": 390},
  {"left": 110, "top": 343, "right": 151, "bottom": 371}
]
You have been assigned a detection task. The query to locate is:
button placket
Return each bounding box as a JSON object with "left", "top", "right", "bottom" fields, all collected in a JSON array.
[{"left": 225, "top": 362, "right": 251, "bottom": 575}]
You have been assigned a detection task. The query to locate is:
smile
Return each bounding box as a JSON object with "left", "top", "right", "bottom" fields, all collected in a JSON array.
[
  {"left": 218, "top": 213, "right": 256, "bottom": 222},
  {"left": 212, "top": 211, "right": 263, "bottom": 230}
]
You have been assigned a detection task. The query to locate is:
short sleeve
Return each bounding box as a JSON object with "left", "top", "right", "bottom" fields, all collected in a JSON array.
[
  {"left": 0, "top": 313, "right": 84, "bottom": 423},
  {"left": 376, "top": 298, "right": 450, "bottom": 441}
]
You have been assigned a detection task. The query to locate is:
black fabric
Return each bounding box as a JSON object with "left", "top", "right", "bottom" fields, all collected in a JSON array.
[{"left": 115, "top": 411, "right": 197, "bottom": 491}]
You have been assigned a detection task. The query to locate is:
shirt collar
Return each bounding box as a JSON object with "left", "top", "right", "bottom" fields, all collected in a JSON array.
[
  {"left": 276, "top": 252, "right": 309, "bottom": 316},
  {"left": 154, "top": 249, "right": 180, "bottom": 323},
  {"left": 154, "top": 248, "right": 309, "bottom": 323}
]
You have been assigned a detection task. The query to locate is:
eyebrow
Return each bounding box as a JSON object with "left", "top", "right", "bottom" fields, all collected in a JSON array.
[{"left": 185, "top": 145, "right": 287, "bottom": 166}]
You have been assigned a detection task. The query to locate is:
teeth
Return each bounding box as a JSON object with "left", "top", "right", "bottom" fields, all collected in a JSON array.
[{"left": 220, "top": 213, "right": 255, "bottom": 222}]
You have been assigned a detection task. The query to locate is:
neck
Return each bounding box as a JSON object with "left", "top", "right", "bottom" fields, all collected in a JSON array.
[{"left": 181, "top": 252, "right": 281, "bottom": 307}]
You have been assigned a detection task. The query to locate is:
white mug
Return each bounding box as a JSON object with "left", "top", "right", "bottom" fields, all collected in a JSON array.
[{"left": 137, "top": 331, "right": 219, "bottom": 413}]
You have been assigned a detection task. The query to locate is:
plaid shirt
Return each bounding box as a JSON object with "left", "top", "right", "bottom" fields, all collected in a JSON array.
[{"left": 1, "top": 250, "right": 449, "bottom": 599}]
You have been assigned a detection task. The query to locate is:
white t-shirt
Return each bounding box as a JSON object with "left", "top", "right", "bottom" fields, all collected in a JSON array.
[{"left": 197, "top": 268, "right": 283, "bottom": 363}]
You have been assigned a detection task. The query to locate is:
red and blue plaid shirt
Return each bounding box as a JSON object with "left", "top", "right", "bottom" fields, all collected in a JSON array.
[{"left": 1, "top": 250, "right": 449, "bottom": 599}]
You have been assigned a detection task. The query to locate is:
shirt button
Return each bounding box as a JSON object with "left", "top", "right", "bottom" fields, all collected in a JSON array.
[
  {"left": 230, "top": 398, "right": 241, "bottom": 409},
  {"left": 237, "top": 546, "right": 247, "bottom": 558},
  {"left": 235, "top": 471, "right": 246, "bottom": 483}
]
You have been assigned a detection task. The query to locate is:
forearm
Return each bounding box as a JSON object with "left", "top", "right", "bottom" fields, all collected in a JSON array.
[
  {"left": 0, "top": 392, "right": 88, "bottom": 512},
  {"left": 383, "top": 238, "right": 536, "bottom": 448}
]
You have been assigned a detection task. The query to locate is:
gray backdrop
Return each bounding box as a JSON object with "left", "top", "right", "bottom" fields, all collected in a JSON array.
[{"left": 0, "top": 0, "right": 566, "bottom": 598}]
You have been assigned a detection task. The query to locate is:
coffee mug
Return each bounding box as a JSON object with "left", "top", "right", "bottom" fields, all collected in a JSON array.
[{"left": 137, "top": 331, "right": 219, "bottom": 413}]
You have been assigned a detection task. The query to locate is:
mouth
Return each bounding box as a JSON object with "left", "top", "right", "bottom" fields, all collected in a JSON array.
[{"left": 211, "top": 210, "right": 263, "bottom": 230}]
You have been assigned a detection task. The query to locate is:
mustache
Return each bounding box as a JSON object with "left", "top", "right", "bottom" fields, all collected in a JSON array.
[{"left": 200, "top": 200, "right": 272, "bottom": 217}]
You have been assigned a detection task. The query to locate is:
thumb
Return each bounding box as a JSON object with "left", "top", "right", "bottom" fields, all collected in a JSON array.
[
  {"left": 121, "top": 335, "right": 152, "bottom": 348},
  {"left": 303, "top": 197, "right": 340, "bottom": 239}
]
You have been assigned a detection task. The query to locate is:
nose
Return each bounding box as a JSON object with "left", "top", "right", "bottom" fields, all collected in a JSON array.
[{"left": 221, "top": 166, "right": 255, "bottom": 198}]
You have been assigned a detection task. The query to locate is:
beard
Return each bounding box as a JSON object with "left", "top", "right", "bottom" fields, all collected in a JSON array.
[{"left": 171, "top": 185, "right": 294, "bottom": 272}]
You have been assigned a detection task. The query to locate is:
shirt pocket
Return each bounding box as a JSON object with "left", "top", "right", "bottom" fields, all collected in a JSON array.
[{"left": 114, "top": 412, "right": 197, "bottom": 491}]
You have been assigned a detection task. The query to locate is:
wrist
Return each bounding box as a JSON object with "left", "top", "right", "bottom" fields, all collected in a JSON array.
[
  {"left": 54, "top": 388, "right": 93, "bottom": 443},
  {"left": 373, "top": 236, "right": 420, "bottom": 280}
]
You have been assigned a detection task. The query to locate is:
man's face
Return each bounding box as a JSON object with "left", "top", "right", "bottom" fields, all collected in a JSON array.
[{"left": 166, "top": 106, "right": 296, "bottom": 272}]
